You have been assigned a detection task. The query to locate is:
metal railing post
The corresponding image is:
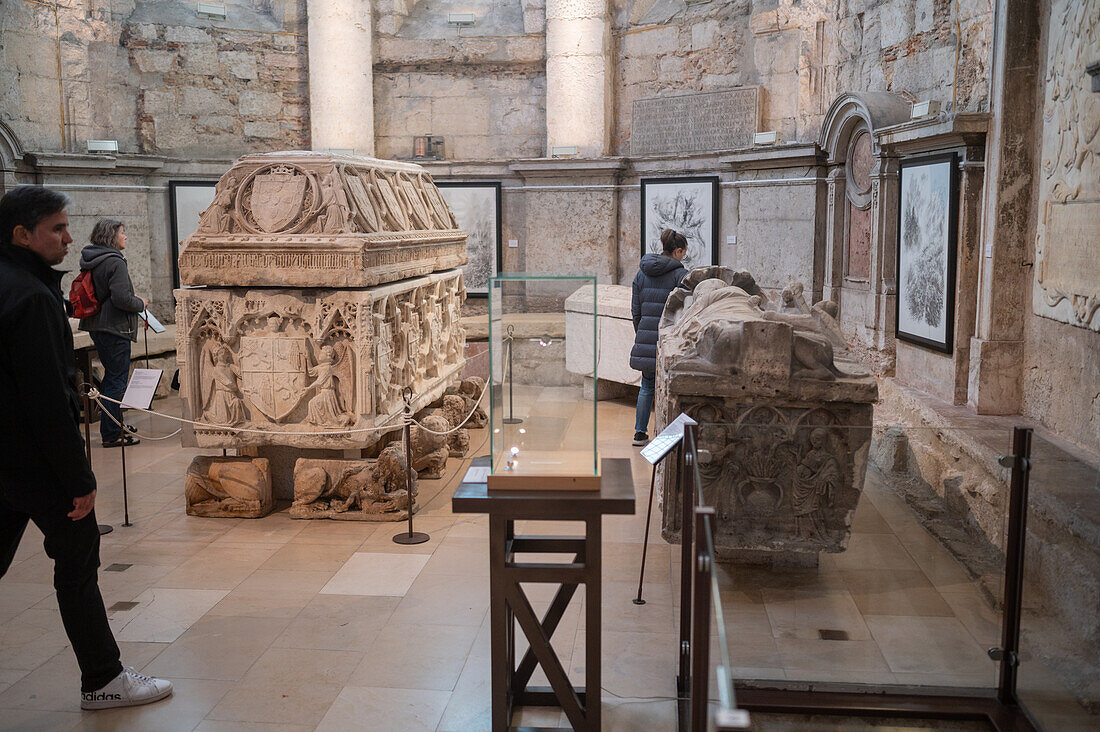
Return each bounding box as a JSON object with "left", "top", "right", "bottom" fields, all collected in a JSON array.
[
  {"left": 995, "top": 426, "right": 1033, "bottom": 706},
  {"left": 691, "top": 505, "right": 715, "bottom": 732}
]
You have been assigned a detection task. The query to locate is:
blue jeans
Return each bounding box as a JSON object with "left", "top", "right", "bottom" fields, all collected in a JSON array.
[
  {"left": 89, "top": 331, "right": 131, "bottom": 443},
  {"left": 635, "top": 372, "right": 655, "bottom": 434}
]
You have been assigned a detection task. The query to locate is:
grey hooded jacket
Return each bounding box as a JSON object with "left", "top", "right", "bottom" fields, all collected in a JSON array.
[{"left": 77, "top": 244, "right": 144, "bottom": 341}]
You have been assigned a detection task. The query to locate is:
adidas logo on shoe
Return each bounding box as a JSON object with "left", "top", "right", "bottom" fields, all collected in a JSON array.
[{"left": 80, "top": 667, "right": 172, "bottom": 710}]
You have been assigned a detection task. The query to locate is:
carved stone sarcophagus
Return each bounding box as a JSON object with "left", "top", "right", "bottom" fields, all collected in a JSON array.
[
  {"left": 656, "top": 268, "right": 877, "bottom": 566},
  {"left": 178, "top": 152, "right": 466, "bottom": 288},
  {"left": 175, "top": 271, "right": 466, "bottom": 449},
  {"left": 175, "top": 151, "right": 467, "bottom": 460}
]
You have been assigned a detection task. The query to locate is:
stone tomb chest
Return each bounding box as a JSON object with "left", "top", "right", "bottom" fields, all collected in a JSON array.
[
  {"left": 656, "top": 268, "right": 877, "bottom": 566},
  {"left": 564, "top": 284, "right": 641, "bottom": 397},
  {"left": 175, "top": 152, "right": 468, "bottom": 453},
  {"left": 178, "top": 151, "right": 466, "bottom": 288}
]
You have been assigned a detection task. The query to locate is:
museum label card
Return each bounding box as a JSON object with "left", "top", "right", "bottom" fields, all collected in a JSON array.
[
  {"left": 121, "top": 369, "right": 163, "bottom": 410},
  {"left": 640, "top": 412, "right": 698, "bottom": 465},
  {"left": 139, "top": 309, "right": 166, "bottom": 333}
]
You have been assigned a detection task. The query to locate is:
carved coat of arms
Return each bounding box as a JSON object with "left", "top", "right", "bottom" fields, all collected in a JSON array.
[
  {"left": 251, "top": 170, "right": 308, "bottom": 232},
  {"left": 239, "top": 336, "right": 311, "bottom": 421}
]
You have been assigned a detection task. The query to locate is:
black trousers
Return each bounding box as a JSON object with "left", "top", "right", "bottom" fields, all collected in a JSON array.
[{"left": 0, "top": 492, "right": 123, "bottom": 692}]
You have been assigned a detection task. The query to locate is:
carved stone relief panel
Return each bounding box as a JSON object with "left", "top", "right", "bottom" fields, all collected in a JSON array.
[
  {"left": 1033, "top": 0, "right": 1100, "bottom": 330},
  {"left": 174, "top": 269, "right": 466, "bottom": 450},
  {"left": 179, "top": 152, "right": 467, "bottom": 289}
]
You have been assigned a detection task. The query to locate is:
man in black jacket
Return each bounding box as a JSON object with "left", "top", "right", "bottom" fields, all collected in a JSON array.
[
  {"left": 0, "top": 186, "right": 172, "bottom": 710},
  {"left": 629, "top": 228, "right": 688, "bottom": 446}
]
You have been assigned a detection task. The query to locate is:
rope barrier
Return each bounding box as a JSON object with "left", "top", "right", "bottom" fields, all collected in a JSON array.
[
  {"left": 88, "top": 389, "right": 408, "bottom": 437},
  {"left": 407, "top": 374, "right": 490, "bottom": 436},
  {"left": 94, "top": 401, "right": 183, "bottom": 441}
]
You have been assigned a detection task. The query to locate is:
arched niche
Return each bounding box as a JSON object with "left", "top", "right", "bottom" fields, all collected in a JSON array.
[
  {"left": 0, "top": 121, "right": 25, "bottom": 194},
  {"left": 819, "top": 92, "right": 911, "bottom": 352}
]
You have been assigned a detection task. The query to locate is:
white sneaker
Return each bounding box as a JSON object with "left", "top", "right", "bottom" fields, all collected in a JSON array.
[{"left": 80, "top": 667, "right": 173, "bottom": 710}]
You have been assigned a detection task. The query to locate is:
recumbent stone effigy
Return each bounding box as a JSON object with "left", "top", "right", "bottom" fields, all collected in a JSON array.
[
  {"left": 656, "top": 268, "right": 877, "bottom": 566},
  {"left": 175, "top": 151, "right": 469, "bottom": 519}
]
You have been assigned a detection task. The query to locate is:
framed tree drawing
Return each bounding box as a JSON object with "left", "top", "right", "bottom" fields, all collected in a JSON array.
[
  {"left": 436, "top": 181, "right": 502, "bottom": 297},
  {"left": 169, "top": 181, "right": 218, "bottom": 290},
  {"left": 895, "top": 153, "right": 959, "bottom": 353},
  {"left": 640, "top": 176, "right": 719, "bottom": 270}
]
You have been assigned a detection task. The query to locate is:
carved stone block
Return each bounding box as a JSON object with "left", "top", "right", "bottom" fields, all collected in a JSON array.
[
  {"left": 178, "top": 152, "right": 468, "bottom": 289},
  {"left": 185, "top": 456, "right": 273, "bottom": 518},
  {"left": 175, "top": 269, "right": 466, "bottom": 449},
  {"left": 657, "top": 269, "right": 878, "bottom": 564},
  {"left": 290, "top": 444, "right": 416, "bottom": 521}
]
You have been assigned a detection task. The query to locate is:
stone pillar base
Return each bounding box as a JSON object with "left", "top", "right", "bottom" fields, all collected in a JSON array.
[{"left": 967, "top": 337, "right": 1024, "bottom": 414}]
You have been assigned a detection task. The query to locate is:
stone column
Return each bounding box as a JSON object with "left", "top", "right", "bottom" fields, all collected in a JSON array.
[
  {"left": 545, "top": 0, "right": 611, "bottom": 157},
  {"left": 867, "top": 155, "right": 900, "bottom": 351},
  {"left": 822, "top": 167, "right": 846, "bottom": 304},
  {"left": 968, "top": 0, "right": 1041, "bottom": 414},
  {"left": 306, "top": 0, "right": 374, "bottom": 155}
]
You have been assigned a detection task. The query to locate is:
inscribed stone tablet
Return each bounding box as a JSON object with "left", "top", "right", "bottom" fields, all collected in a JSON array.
[{"left": 630, "top": 87, "right": 760, "bottom": 156}]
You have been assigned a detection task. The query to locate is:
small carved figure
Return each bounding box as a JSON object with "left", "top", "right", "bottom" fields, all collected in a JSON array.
[
  {"left": 320, "top": 167, "right": 350, "bottom": 233},
  {"left": 438, "top": 394, "right": 470, "bottom": 457},
  {"left": 792, "top": 428, "right": 843, "bottom": 538},
  {"left": 201, "top": 343, "right": 247, "bottom": 427},
  {"left": 185, "top": 456, "right": 272, "bottom": 518},
  {"left": 291, "top": 444, "right": 416, "bottom": 520},
  {"left": 306, "top": 344, "right": 355, "bottom": 426},
  {"left": 456, "top": 377, "right": 487, "bottom": 428},
  {"left": 410, "top": 414, "right": 451, "bottom": 478}
]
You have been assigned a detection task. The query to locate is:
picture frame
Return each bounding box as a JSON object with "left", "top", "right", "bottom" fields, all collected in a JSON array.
[
  {"left": 895, "top": 153, "right": 959, "bottom": 353},
  {"left": 436, "top": 181, "right": 503, "bottom": 297},
  {"left": 640, "top": 176, "right": 719, "bottom": 271},
  {"left": 168, "top": 180, "right": 218, "bottom": 290}
]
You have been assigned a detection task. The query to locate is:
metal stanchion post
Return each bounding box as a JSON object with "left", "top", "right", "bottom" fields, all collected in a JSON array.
[
  {"left": 143, "top": 318, "right": 150, "bottom": 369},
  {"left": 502, "top": 324, "right": 522, "bottom": 425},
  {"left": 83, "top": 383, "right": 114, "bottom": 536},
  {"left": 394, "top": 387, "right": 429, "bottom": 545},
  {"left": 119, "top": 409, "right": 132, "bottom": 528},
  {"left": 633, "top": 462, "right": 659, "bottom": 605}
]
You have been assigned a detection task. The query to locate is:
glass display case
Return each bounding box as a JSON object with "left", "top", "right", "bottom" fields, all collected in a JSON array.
[{"left": 488, "top": 274, "right": 599, "bottom": 489}]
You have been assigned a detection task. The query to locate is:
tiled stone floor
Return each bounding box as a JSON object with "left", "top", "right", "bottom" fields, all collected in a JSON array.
[{"left": 0, "top": 396, "right": 1011, "bottom": 730}]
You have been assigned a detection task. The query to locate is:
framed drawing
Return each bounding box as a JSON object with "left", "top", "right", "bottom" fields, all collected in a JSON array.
[
  {"left": 640, "top": 176, "right": 719, "bottom": 271},
  {"left": 895, "top": 153, "right": 959, "bottom": 353},
  {"left": 436, "top": 181, "right": 502, "bottom": 297},
  {"left": 169, "top": 181, "right": 218, "bottom": 290}
]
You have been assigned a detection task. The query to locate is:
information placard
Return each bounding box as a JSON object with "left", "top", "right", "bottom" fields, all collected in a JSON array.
[
  {"left": 139, "top": 309, "right": 166, "bottom": 333},
  {"left": 121, "top": 368, "right": 163, "bottom": 410},
  {"left": 640, "top": 413, "right": 698, "bottom": 465}
]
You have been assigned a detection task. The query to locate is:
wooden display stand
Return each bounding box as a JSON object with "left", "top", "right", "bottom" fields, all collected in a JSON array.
[{"left": 453, "top": 456, "right": 635, "bottom": 731}]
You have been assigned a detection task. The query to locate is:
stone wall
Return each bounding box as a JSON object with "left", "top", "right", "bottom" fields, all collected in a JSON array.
[
  {"left": 612, "top": 0, "right": 992, "bottom": 151},
  {"left": 1020, "top": 0, "right": 1100, "bottom": 453},
  {"left": 0, "top": 0, "right": 309, "bottom": 158}
]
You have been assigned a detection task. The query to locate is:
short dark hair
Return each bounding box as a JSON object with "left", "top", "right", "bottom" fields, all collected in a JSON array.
[
  {"left": 90, "top": 218, "right": 125, "bottom": 249},
  {"left": 0, "top": 186, "right": 70, "bottom": 246},
  {"left": 660, "top": 228, "right": 687, "bottom": 254}
]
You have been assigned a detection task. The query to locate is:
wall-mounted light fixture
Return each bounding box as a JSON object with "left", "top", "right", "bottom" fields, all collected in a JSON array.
[
  {"left": 327, "top": 148, "right": 354, "bottom": 157},
  {"left": 550, "top": 145, "right": 579, "bottom": 157},
  {"left": 910, "top": 100, "right": 941, "bottom": 118},
  {"left": 752, "top": 131, "right": 778, "bottom": 146},
  {"left": 197, "top": 2, "right": 228, "bottom": 20},
  {"left": 87, "top": 139, "right": 119, "bottom": 153},
  {"left": 447, "top": 12, "right": 476, "bottom": 27}
]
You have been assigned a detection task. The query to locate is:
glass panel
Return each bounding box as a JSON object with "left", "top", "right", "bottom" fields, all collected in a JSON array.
[
  {"left": 1016, "top": 433, "right": 1099, "bottom": 729},
  {"left": 696, "top": 422, "right": 1006, "bottom": 692},
  {"left": 488, "top": 274, "right": 598, "bottom": 482}
]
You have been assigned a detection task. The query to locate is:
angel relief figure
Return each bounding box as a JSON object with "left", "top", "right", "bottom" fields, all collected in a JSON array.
[
  {"left": 201, "top": 343, "right": 247, "bottom": 427},
  {"left": 306, "top": 343, "right": 355, "bottom": 427},
  {"left": 198, "top": 176, "right": 237, "bottom": 233}
]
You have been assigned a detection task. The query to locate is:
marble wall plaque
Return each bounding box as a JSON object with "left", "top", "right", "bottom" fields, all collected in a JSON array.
[{"left": 630, "top": 87, "right": 761, "bottom": 156}]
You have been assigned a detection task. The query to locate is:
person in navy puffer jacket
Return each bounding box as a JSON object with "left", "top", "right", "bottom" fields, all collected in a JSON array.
[{"left": 629, "top": 228, "right": 688, "bottom": 446}]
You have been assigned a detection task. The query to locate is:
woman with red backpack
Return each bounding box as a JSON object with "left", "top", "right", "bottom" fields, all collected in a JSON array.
[{"left": 76, "top": 219, "right": 146, "bottom": 447}]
